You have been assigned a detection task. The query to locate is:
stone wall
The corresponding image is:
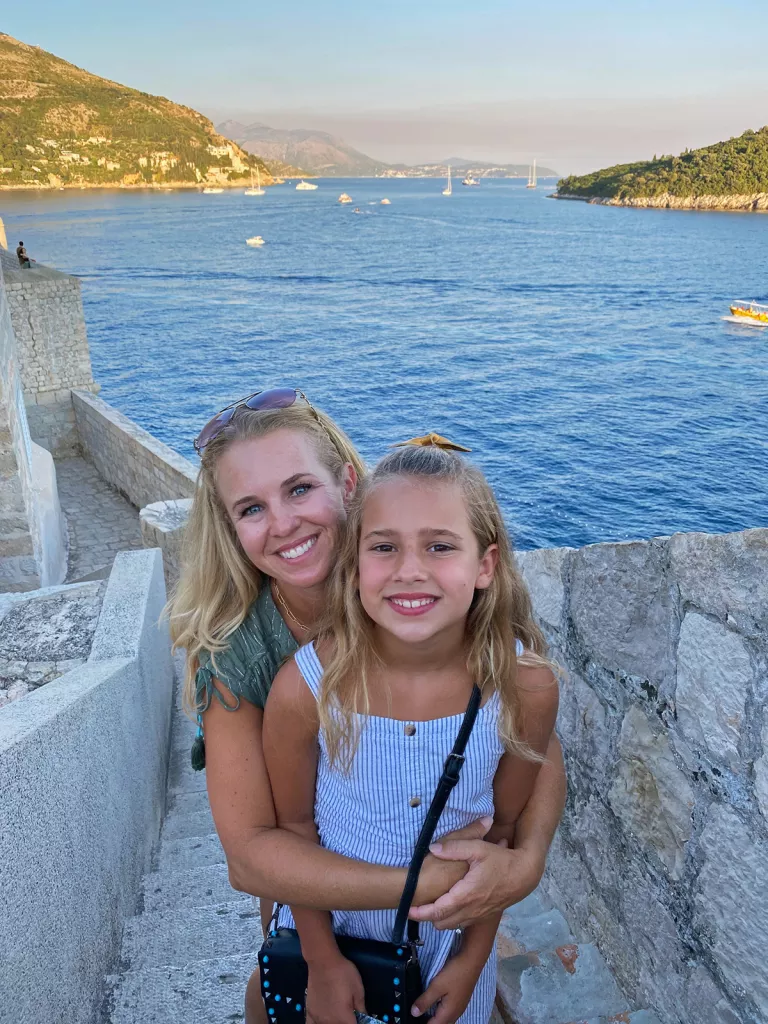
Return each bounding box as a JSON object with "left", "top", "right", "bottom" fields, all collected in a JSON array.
[
  {"left": 0, "top": 258, "right": 39, "bottom": 590},
  {"left": 139, "top": 497, "right": 192, "bottom": 591},
  {"left": 517, "top": 529, "right": 768, "bottom": 1024},
  {"left": 1, "top": 260, "right": 97, "bottom": 458},
  {"left": 73, "top": 389, "right": 197, "bottom": 510},
  {"left": 0, "top": 548, "right": 174, "bottom": 1024}
]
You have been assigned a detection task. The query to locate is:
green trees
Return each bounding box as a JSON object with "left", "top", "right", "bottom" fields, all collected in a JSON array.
[{"left": 558, "top": 127, "right": 768, "bottom": 199}]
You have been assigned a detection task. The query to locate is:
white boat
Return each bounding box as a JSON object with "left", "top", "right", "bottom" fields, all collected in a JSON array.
[
  {"left": 246, "top": 236, "right": 265, "bottom": 247},
  {"left": 203, "top": 187, "right": 223, "bottom": 194},
  {"left": 245, "top": 167, "right": 265, "bottom": 195},
  {"left": 296, "top": 180, "right": 318, "bottom": 190},
  {"left": 338, "top": 192, "right": 353, "bottom": 204},
  {"left": 442, "top": 166, "right": 452, "bottom": 196},
  {"left": 461, "top": 173, "right": 480, "bottom": 186},
  {"left": 527, "top": 159, "right": 537, "bottom": 189},
  {"left": 380, "top": 198, "right": 391, "bottom": 204}
]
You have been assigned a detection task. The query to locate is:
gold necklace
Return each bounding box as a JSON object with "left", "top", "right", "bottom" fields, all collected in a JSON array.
[{"left": 273, "top": 583, "right": 309, "bottom": 632}]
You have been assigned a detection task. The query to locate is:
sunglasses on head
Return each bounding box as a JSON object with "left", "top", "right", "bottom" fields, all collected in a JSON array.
[{"left": 193, "top": 387, "right": 313, "bottom": 454}]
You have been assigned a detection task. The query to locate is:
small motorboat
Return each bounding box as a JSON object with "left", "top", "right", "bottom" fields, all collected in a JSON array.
[
  {"left": 380, "top": 198, "right": 391, "bottom": 204},
  {"left": 461, "top": 173, "right": 480, "bottom": 186},
  {"left": 296, "top": 180, "right": 318, "bottom": 190},
  {"left": 338, "top": 193, "right": 353, "bottom": 203},
  {"left": 246, "top": 236, "right": 266, "bottom": 247},
  {"left": 723, "top": 300, "right": 768, "bottom": 327},
  {"left": 203, "top": 187, "right": 223, "bottom": 194}
]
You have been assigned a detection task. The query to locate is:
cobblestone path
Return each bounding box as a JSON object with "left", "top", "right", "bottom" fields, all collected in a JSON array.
[{"left": 55, "top": 457, "right": 143, "bottom": 581}]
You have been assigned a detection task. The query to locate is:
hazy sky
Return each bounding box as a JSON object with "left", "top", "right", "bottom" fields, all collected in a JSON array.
[{"left": 6, "top": 1, "right": 768, "bottom": 173}]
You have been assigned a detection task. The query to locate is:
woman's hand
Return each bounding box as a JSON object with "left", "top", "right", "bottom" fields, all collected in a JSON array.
[
  {"left": 409, "top": 837, "right": 546, "bottom": 931},
  {"left": 410, "top": 951, "right": 485, "bottom": 1024},
  {"left": 305, "top": 953, "right": 365, "bottom": 1024},
  {"left": 413, "top": 816, "right": 491, "bottom": 906}
]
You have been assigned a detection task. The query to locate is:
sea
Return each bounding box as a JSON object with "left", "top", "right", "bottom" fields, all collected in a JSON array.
[{"left": 2, "top": 178, "right": 766, "bottom": 550}]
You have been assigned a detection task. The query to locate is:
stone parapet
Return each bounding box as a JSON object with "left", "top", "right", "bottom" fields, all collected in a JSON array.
[
  {"left": 140, "top": 498, "right": 192, "bottom": 591},
  {"left": 3, "top": 266, "right": 94, "bottom": 397},
  {"left": 517, "top": 528, "right": 768, "bottom": 1024},
  {"left": 0, "top": 548, "right": 174, "bottom": 1024},
  {"left": 72, "top": 389, "right": 196, "bottom": 510}
]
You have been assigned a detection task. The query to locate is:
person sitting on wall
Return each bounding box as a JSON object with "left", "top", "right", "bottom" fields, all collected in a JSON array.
[{"left": 16, "top": 241, "right": 34, "bottom": 269}]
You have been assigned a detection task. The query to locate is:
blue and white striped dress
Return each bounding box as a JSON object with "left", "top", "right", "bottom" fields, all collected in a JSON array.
[{"left": 277, "top": 641, "right": 521, "bottom": 1024}]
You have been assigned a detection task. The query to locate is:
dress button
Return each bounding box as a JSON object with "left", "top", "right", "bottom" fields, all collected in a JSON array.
[
  {"left": 409, "top": 796, "right": 421, "bottom": 808},
  {"left": 404, "top": 724, "right": 416, "bottom": 736}
]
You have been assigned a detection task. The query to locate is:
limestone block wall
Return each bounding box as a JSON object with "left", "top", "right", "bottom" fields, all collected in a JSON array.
[
  {"left": 517, "top": 529, "right": 768, "bottom": 1024},
  {"left": 0, "top": 548, "right": 174, "bottom": 1024},
  {"left": 73, "top": 389, "right": 197, "bottom": 510},
  {"left": 3, "top": 266, "right": 94, "bottom": 397}
]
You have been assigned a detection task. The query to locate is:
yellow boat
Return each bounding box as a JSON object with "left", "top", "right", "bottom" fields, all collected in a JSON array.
[{"left": 729, "top": 301, "right": 768, "bottom": 322}]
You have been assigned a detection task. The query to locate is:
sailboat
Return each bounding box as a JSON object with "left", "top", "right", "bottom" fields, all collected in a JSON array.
[
  {"left": 527, "top": 159, "right": 537, "bottom": 189},
  {"left": 442, "top": 166, "right": 452, "bottom": 196},
  {"left": 245, "top": 167, "right": 265, "bottom": 196}
]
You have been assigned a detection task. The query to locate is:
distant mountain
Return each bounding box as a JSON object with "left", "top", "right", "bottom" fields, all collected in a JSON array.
[
  {"left": 218, "top": 121, "right": 389, "bottom": 177},
  {"left": 556, "top": 127, "right": 768, "bottom": 202},
  {"left": 0, "top": 33, "right": 270, "bottom": 190},
  {"left": 439, "top": 158, "right": 559, "bottom": 177}
]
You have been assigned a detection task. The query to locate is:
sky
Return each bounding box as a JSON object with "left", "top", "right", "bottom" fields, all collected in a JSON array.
[{"left": 5, "top": 0, "right": 768, "bottom": 174}]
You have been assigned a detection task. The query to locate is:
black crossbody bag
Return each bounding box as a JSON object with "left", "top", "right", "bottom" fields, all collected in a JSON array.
[{"left": 258, "top": 684, "right": 482, "bottom": 1022}]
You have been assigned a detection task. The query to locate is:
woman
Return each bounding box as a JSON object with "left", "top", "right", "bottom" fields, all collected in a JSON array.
[{"left": 169, "top": 388, "right": 566, "bottom": 1023}]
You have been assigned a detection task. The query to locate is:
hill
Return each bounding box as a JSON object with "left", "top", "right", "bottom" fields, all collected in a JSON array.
[
  {"left": 556, "top": 127, "right": 768, "bottom": 206},
  {"left": 438, "top": 158, "right": 559, "bottom": 177},
  {"left": 218, "top": 121, "right": 388, "bottom": 177},
  {"left": 0, "top": 32, "right": 270, "bottom": 190}
]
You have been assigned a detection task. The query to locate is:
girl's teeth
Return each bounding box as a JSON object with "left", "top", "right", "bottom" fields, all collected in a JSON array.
[
  {"left": 279, "top": 537, "right": 316, "bottom": 560},
  {"left": 391, "top": 598, "right": 435, "bottom": 608}
]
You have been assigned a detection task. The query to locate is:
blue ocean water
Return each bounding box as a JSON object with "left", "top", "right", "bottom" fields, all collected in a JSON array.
[{"left": 2, "top": 178, "right": 766, "bottom": 549}]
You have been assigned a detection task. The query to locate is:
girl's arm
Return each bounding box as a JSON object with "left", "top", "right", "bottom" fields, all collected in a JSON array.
[
  {"left": 262, "top": 660, "right": 366, "bottom": 1024},
  {"left": 411, "top": 663, "right": 559, "bottom": 1023},
  {"left": 202, "top": 682, "right": 477, "bottom": 909},
  {"left": 260, "top": 659, "right": 343, "bottom": 966}
]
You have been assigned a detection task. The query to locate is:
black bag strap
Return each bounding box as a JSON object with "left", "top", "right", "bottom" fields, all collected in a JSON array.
[{"left": 391, "top": 684, "right": 482, "bottom": 946}]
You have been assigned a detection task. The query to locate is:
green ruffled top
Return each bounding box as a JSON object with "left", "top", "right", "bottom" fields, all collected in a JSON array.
[{"left": 195, "top": 584, "right": 299, "bottom": 713}]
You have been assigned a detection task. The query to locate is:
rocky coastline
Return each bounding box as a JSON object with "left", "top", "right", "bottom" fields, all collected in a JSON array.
[{"left": 554, "top": 190, "right": 768, "bottom": 211}]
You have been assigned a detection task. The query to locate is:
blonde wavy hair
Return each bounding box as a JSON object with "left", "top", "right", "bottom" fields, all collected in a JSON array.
[
  {"left": 169, "top": 401, "right": 365, "bottom": 714},
  {"left": 317, "top": 444, "right": 555, "bottom": 770}
]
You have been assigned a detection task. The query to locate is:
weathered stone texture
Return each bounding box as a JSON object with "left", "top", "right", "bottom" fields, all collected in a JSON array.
[
  {"left": 73, "top": 389, "right": 196, "bottom": 511},
  {"left": 569, "top": 538, "right": 676, "bottom": 683},
  {"left": 676, "top": 612, "right": 753, "bottom": 769},
  {"left": 526, "top": 528, "right": 768, "bottom": 1024},
  {"left": 695, "top": 805, "right": 768, "bottom": 1017},
  {"left": 3, "top": 266, "right": 94, "bottom": 397},
  {"left": 608, "top": 706, "right": 693, "bottom": 878},
  {"left": 140, "top": 498, "right": 192, "bottom": 589}
]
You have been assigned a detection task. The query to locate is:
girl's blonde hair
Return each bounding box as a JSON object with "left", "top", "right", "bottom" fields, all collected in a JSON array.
[
  {"left": 169, "top": 401, "right": 365, "bottom": 714},
  {"left": 318, "top": 444, "right": 554, "bottom": 769}
]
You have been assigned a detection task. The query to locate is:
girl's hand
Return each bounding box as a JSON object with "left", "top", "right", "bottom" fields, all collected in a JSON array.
[
  {"left": 410, "top": 837, "right": 545, "bottom": 931},
  {"left": 305, "top": 954, "right": 365, "bottom": 1024},
  {"left": 410, "top": 952, "right": 484, "bottom": 1024}
]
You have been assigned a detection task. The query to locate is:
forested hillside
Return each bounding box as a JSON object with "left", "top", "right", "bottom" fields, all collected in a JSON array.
[
  {"left": 557, "top": 127, "right": 768, "bottom": 199},
  {"left": 0, "top": 32, "right": 269, "bottom": 189}
]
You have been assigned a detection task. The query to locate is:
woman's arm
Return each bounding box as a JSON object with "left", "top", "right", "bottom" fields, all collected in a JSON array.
[
  {"left": 203, "top": 677, "right": 476, "bottom": 909},
  {"left": 410, "top": 664, "right": 564, "bottom": 930}
]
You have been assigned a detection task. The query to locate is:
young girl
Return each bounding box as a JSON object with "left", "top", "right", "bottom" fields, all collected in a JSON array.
[{"left": 263, "top": 439, "right": 559, "bottom": 1024}]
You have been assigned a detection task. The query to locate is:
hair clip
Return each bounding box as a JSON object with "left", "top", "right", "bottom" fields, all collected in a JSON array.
[{"left": 390, "top": 432, "right": 472, "bottom": 452}]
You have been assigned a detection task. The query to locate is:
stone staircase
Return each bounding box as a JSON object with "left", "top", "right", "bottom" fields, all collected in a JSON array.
[{"left": 103, "top": 689, "right": 661, "bottom": 1024}]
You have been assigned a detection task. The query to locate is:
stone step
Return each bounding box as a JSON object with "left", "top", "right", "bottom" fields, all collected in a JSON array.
[
  {"left": 161, "top": 807, "right": 216, "bottom": 841},
  {"left": 142, "top": 862, "right": 239, "bottom": 913},
  {"left": 168, "top": 759, "right": 208, "bottom": 796},
  {"left": 105, "top": 952, "right": 259, "bottom": 1024},
  {"left": 166, "top": 787, "right": 211, "bottom": 817},
  {"left": 120, "top": 899, "right": 261, "bottom": 972},
  {"left": 496, "top": 943, "right": 631, "bottom": 1024},
  {"left": 497, "top": 891, "right": 575, "bottom": 957},
  {"left": 155, "top": 831, "right": 226, "bottom": 872}
]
